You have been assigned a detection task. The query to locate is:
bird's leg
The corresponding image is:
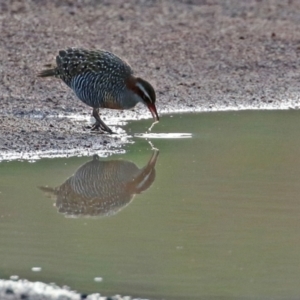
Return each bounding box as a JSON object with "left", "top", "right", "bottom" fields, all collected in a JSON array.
[{"left": 91, "top": 108, "right": 113, "bottom": 134}]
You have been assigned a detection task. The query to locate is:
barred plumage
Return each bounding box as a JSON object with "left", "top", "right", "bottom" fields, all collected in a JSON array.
[{"left": 39, "top": 48, "right": 159, "bottom": 133}]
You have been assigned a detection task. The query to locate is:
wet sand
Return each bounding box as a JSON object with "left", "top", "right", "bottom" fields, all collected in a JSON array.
[
  {"left": 1, "top": 0, "right": 300, "bottom": 298},
  {"left": 1, "top": 0, "right": 300, "bottom": 161}
]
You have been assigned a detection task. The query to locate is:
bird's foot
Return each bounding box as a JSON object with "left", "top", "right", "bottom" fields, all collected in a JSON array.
[{"left": 91, "top": 122, "right": 114, "bottom": 134}]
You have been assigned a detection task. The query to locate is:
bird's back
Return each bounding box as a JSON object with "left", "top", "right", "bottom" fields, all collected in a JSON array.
[{"left": 56, "top": 48, "right": 132, "bottom": 85}]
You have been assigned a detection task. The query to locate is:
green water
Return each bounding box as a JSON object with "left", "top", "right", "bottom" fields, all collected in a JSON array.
[{"left": 1, "top": 111, "right": 300, "bottom": 300}]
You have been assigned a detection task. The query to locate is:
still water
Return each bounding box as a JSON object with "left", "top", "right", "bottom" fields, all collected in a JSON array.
[{"left": 0, "top": 111, "right": 300, "bottom": 300}]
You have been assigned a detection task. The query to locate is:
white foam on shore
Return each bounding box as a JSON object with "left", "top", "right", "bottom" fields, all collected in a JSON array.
[
  {"left": 47, "top": 101, "right": 300, "bottom": 124},
  {"left": 0, "top": 279, "right": 144, "bottom": 300},
  {"left": 135, "top": 133, "right": 192, "bottom": 139},
  {"left": 0, "top": 148, "right": 126, "bottom": 162}
]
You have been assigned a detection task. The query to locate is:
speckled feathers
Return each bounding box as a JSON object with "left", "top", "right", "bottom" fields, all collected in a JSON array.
[{"left": 55, "top": 48, "right": 133, "bottom": 86}]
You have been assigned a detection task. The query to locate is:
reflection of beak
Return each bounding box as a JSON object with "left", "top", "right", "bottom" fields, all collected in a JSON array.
[{"left": 147, "top": 103, "right": 159, "bottom": 121}]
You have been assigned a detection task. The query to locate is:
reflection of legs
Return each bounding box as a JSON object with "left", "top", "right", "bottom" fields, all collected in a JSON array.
[{"left": 91, "top": 108, "right": 113, "bottom": 134}]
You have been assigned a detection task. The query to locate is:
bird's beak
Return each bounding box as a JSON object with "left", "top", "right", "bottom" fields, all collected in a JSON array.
[{"left": 147, "top": 103, "right": 159, "bottom": 121}]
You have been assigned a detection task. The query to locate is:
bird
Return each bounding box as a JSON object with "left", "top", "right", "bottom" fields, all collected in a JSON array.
[
  {"left": 38, "top": 47, "right": 159, "bottom": 133},
  {"left": 39, "top": 150, "right": 159, "bottom": 218}
]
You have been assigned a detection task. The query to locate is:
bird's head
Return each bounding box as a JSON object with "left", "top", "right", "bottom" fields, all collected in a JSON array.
[{"left": 130, "top": 77, "right": 159, "bottom": 121}]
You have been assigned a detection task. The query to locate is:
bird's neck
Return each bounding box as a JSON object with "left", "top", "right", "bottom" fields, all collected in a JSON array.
[
  {"left": 121, "top": 76, "right": 145, "bottom": 109},
  {"left": 120, "top": 88, "right": 143, "bottom": 109}
]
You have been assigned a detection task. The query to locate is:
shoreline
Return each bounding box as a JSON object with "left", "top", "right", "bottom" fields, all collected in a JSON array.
[{"left": 1, "top": 102, "right": 299, "bottom": 162}]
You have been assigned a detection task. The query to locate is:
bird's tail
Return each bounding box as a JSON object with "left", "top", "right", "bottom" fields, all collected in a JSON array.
[{"left": 38, "top": 66, "right": 58, "bottom": 77}]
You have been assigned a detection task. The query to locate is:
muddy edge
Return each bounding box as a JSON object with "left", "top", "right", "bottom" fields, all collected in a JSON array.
[{"left": 1, "top": 0, "right": 300, "bottom": 159}]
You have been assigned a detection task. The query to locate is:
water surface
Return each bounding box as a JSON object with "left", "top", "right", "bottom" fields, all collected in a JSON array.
[{"left": 1, "top": 111, "right": 300, "bottom": 300}]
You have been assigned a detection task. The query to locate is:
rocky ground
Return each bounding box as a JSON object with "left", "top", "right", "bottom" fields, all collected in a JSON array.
[
  {"left": 1, "top": 0, "right": 300, "bottom": 161},
  {"left": 1, "top": 0, "right": 300, "bottom": 297}
]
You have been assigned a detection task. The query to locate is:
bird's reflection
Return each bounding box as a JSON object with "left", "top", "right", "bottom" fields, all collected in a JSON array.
[{"left": 39, "top": 151, "right": 159, "bottom": 218}]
